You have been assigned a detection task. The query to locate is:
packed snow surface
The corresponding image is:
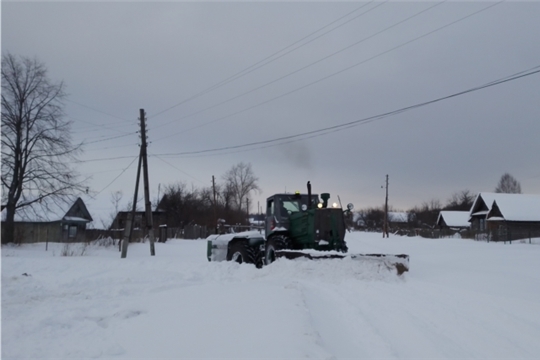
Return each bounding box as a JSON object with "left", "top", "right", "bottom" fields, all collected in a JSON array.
[{"left": 2, "top": 232, "right": 540, "bottom": 359}]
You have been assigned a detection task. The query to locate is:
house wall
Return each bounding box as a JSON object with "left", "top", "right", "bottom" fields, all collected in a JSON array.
[
  {"left": 12, "top": 221, "right": 88, "bottom": 244},
  {"left": 112, "top": 212, "right": 165, "bottom": 231},
  {"left": 487, "top": 221, "right": 540, "bottom": 242},
  {"left": 13, "top": 222, "right": 61, "bottom": 244},
  {"left": 470, "top": 217, "right": 489, "bottom": 232}
]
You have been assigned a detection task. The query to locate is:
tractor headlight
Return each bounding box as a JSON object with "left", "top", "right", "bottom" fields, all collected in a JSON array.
[
  {"left": 317, "top": 202, "right": 323, "bottom": 208},
  {"left": 332, "top": 202, "right": 338, "bottom": 208}
]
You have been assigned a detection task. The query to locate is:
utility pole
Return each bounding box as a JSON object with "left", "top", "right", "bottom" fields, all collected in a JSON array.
[
  {"left": 139, "top": 109, "right": 156, "bottom": 256},
  {"left": 121, "top": 148, "right": 143, "bottom": 258},
  {"left": 212, "top": 175, "right": 217, "bottom": 234},
  {"left": 383, "top": 174, "right": 389, "bottom": 238}
]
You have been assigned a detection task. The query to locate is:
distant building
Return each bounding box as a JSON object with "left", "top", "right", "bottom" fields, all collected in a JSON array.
[
  {"left": 388, "top": 212, "right": 408, "bottom": 225},
  {"left": 1, "top": 197, "right": 93, "bottom": 244},
  {"left": 469, "top": 192, "right": 540, "bottom": 241},
  {"left": 249, "top": 214, "right": 265, "bottom": 227},
  {"left": 110, "top": 210, "right": 166, "bottom": 231},
  {"left": 436, "top": 211, "right": 470, "bottom": 230}
]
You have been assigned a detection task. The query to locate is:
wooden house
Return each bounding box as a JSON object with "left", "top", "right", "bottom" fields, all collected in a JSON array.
[
  {"left": 110, "top": 210, "right": 166, "bottom": 232},
  {"left": 1, "top": 197, "right": 93, "bottom": 244},
  {"left": 436, "top": 211, "right": 470, "bottom": 230},
  {"left": 469, "top": 193, "right": 540, "bottom": 241}
]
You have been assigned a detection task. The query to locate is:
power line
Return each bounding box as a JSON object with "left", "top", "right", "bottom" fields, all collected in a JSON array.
[
  {"left": 82, "top": 133, "right": 135, "bottom": 145},
  {"left": 94, "top": 156, "right": 139, "bottom": 195},
  {"left": 84, "top": 143, "right": 139, "bottom": 152},
  {"left": 150, "top": 153, "right": 207, "bottom": 184},
  {"left": 149, "top": 1, "right": 382, "bottom": 119},
  {"left": 65, "top": 98, "right": 132, "bottom": 123},
  {"left": 77, "top": 155, "right": 138, "bottom": 163},
  {"left": 71, "top": 121, "right": 134, "bottom": 135},
  {"left": 152, "top": 65, "right": 540, "bottom": 157},
  {"left": 153, "top": 1, "right": 502, "bottom": 142},
  {"left": 152, "top": 1, "right": 443, "bottom": 132}
]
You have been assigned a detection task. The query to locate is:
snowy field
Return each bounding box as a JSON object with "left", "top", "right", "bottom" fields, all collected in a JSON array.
[{"left": 2, "top": 232, "right": 540, "bottom": 359}]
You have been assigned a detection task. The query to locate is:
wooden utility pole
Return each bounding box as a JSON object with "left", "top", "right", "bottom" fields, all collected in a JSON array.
[
  {"left": 139, "top": 109, "right": 156, "bottom": 256},
  {"left": 121, "top": 148, "right": 143, "bottom": 258},
  {"left": 212, "top": 175, "right": 217, "bottom": 234},
  {"left": 383, "top": 174, "right": 389, "bottom": 238}
]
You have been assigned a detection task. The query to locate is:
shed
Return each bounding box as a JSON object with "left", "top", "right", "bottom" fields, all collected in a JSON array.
[{"left": 436, "top": 211, "right": 470, "bottom": 229}]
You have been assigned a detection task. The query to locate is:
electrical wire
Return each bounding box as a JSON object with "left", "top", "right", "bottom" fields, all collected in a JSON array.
[
  {"left": 151, "top": 1, "right": 443, "bottom": 132},
  {"left": 152, "top": 65, "right": 540, "bottom": 158},
  {"left": 149, "top": 1, "right": 382, "bottom": 119},
  {"left": 77, "top": 155, "right": 138, "bottom": 163},
  {"left": 153, "top": 1, "right": 502, "bottom": 142},
  {"left": 150, "top": 153, "right": 207, "bottom": 184},
  {"left": 65, "top": 98, "right": 132, "bottom": 123},
  {"left": 82, "top": 133, "right": 136, "bottom": 145},
  {"left": 84, "top": 143, "right": 139, "bottom": 152},
  {"left": 94, "top": 156, "right": 139, "bottom": 196}
]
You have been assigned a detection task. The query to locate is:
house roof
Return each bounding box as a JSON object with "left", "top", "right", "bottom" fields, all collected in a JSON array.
[
  {"left": 469, "top": 192, "right": 500, "bottom": 217},
  {"left": 486, "top": 195, "right": 540, "bottom": 222},
  {"left": 470, "top": 193, "right": 536, "bottom": 216},
  {"left": 1, "top": 197, "right": 92, "bottom": 223},
  {"left": 388, "top": 212, "right": 408, "bottom": 223},
  {"left": 437, "top": 211, "right": 470, "bottom": 228}
]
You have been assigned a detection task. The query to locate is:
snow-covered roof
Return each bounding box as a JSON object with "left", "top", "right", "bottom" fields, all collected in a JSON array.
[
  {"left": 437, "top": 211, "right": 470, "bottom": 228},
  {"left": 1, "top": 197, "right": 92, "bottom": 223},
  {"left": 63, "top": 216, "right": 89, "bottom": 222},
  {"left": 388, "top": 212, "right": 408, "bottom": 223},
  {"left": 487, "top": 195, "right": 540, "bottom": 222},
  {"left": 469, "top": 192, "right": 540, "bottom": 219}
]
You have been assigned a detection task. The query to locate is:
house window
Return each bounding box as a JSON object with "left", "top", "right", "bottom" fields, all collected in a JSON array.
[
  {"left": 68, "top": 225, "right": 77, "bottom": 238},
  {"left": 479, "top": 218, "right": 485, "bottom": 232}
]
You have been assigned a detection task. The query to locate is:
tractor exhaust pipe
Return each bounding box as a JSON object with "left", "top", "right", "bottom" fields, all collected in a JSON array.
[{"left": 307, "top": 181, "right": 312, "bottom": 210}]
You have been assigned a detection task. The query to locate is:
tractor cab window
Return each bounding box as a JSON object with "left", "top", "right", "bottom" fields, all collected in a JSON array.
[
  {"left": 267, "top": 199, "right": 274, "bottom": 216},
  {"left": 281, "top": 200, "right": 300, "bottom": 214}
]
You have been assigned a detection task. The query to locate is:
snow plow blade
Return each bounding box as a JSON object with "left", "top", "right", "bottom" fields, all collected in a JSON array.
[{"left": 275, "top": 251, "right": 410, "bottom": 276}]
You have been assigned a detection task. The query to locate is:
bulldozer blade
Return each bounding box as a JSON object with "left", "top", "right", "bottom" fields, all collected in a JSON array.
[{"left": 275, "top": 251, "right": 410, "bottom": 275}]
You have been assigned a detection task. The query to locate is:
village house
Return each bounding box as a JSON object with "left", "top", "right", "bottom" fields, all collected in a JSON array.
[
  {"left": 436, "top": 210, "right": 470, "bottom": 238},
  {"left": 110, "top": 210, "right": 166, "bottom": 232},
  {"left": 388, "top": 212, "right": 409, "bottom": 230},
  {"left": 469, "top": 192, "right": 540, "bottom": 241},
  {"left": 436, "top": 211, "right": 470, "bottom": 230},
  {"left": 1, "top": 197, "right": 93, "bottom": 244}
]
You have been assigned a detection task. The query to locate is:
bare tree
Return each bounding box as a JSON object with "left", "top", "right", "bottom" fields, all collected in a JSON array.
[
  {"left": 445, "top": 189, "right": 476, "bottom": 211},
  {"left": 1, "top": 54, "right": 84, "bottom": 243},
  {"left": 222, "top": 162, "right": 261, "bottom": 213},
  {"left": 408, "top": 198, "right": 441, "bottom": 228},
  {"left": 102, "top": 191, "right": 124, "bottom": 229},
  {"left": 494, "top": 173, "right": 522, "bottom": 194}
]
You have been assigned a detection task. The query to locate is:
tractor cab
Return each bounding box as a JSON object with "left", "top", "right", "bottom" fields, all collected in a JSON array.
[{"left": 265, "top": 193, "right": 318, "bottom": 237}]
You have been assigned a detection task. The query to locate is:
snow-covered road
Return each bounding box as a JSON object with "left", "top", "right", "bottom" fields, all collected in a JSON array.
[{"left": 2, "top": 233, "right": 539, "bottom": 359}]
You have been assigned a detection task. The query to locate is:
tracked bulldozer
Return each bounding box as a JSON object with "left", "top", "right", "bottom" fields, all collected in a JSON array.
[{"left": 207, "top": 182, "right": 409, "bottom": 275}]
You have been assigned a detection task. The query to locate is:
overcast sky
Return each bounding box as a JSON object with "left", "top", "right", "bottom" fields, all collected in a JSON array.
[{"left": 3, "top": 1, "right": 540, "bottom": 226}]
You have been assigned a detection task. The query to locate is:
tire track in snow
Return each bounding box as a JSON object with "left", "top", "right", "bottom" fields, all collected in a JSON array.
[{"left": 295, "top": 280, "right": 398, "bottom": 359}]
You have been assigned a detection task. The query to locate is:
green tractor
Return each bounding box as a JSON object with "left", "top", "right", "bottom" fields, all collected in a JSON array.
[{"left": 207, "top": 182, "right": 409, "bottom": 275}]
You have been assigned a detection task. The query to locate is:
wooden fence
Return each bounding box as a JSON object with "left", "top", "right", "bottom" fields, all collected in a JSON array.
[{"left": 397, "top": 227, "right": 540, "bottom": 243}]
